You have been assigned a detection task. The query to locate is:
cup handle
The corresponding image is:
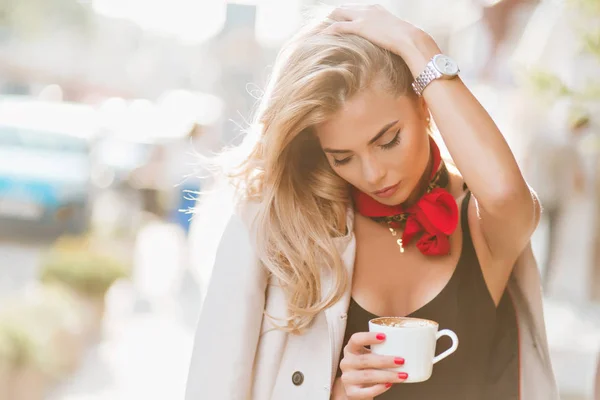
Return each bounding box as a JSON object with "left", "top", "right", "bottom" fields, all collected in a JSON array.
[{"left": 433, "top": 329, "right": 459, "bottom": 364}]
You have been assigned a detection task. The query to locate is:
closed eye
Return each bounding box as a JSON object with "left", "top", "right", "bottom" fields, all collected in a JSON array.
[
  {"left": 380, "top": 129, "right": 401, "bottom": 150},
  {"left": 332, "top": 156, "right": 352, "bottom": 167},
  {"left": 332, "top": 129, "right": 401, "bottom": 167}
]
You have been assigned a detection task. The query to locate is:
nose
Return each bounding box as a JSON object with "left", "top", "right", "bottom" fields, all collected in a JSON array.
[{"left": 362, "top": 156, "right": 386, "bottom": 186}]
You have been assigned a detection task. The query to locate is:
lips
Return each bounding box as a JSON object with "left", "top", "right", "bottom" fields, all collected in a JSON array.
[{"left": 372, "top": 182, "right": 400, "bottom": 198}]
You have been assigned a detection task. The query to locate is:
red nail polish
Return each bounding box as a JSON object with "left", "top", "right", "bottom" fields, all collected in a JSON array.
[
  {"left": 385, "top": 383, "right": 392, "bottom": 388},
  {"left": 394, "top": 357, "right": 405, "bottom": 365},
  {"left": 398, "top": 372, "right": 408, "bottom": 380},
  {"left": 376, "top": 333, "right": 386, "bottom": 340}
]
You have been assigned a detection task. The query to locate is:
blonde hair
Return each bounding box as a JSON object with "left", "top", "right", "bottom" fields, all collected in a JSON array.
[{"left": 227, "top": 16, "right": 415, "bottom": 333}]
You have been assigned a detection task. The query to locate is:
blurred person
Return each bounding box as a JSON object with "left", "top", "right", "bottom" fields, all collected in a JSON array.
[
  {"left": 594, "top": 354, "right": 600, "bottom": 400},
  {"left": 165, "top": 123, "right": 215, "bottom": 236},
  {"left": 186, "top": 5, "right": 556, "bottom": 400},
  {"left": 596, "top": 354, "right": 600, "bottom": 400},
  {"left": 590, "top": 130, "right": 600, "bottom": 299},
  {"left": 522, "top": 103, "right": 588, "bottom": 289},
  {"left": 476, "top": 0, "right": 538, "bottom": 82},
  {"left": 210, "top": 3, "right": 265, "bottom": 146},
  {"left": 129, "top": 143, "right": 169, "bottom": 219}
]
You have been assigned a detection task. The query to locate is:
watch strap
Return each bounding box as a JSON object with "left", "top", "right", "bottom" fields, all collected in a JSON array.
[{"left": 412, "top": 60, "right": 442, "bottom": 96}]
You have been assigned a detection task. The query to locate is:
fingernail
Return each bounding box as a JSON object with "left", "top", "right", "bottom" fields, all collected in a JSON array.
[
  {"left": 385, "top": 382, "right": 392, "bottom": 388},
  {"left": 394, "top": 357, "right": 405, "bottom": 365},
  {"left": 398, "top": 372, "right": 408, "bottom": 380},
  {"left": 376, "top": 333, "right": 386, "bottom": 340}
]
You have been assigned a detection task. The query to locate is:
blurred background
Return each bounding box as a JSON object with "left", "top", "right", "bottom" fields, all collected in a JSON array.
[{"left": 0, "top": 0, "right": 599, "bottom": 399}]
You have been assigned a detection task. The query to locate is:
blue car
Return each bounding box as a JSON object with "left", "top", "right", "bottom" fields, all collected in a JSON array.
[{"left": 0, "top": 97, "right": 98, "bottom": 237}]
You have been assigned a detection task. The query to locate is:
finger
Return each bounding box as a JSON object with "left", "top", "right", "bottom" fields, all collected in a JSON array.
[
  {"left": 342, "top": 369, "right": 408, "bottom": 385},
  {"left": 323, "top": 21, "right": 360, "bottom": 35},
  {"left": 339, "top": 3, "right": 372, "bottom": 10},
  {"left": 345, "top": 383, "right": 393, "bottom": 399},
  {"left": 340, "top": 353, "right": 404, "bottom": 371},
  {"left": 328, "top": 6, "right": 361, "bottom": 22},
  {"left": 346, "top": 332, "right": 386, "bottom": 354}
]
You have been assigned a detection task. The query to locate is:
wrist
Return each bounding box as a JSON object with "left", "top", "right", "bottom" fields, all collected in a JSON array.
[{"left": 395, "top": 32, "right": 442, "bottom": 78}]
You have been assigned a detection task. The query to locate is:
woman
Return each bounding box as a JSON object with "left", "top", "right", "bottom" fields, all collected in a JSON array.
[{"left": 186, "top": 5, "right": 558, "bottom": 399}]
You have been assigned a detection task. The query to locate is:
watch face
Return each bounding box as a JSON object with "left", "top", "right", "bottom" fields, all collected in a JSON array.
[{"left": 433, "top": 55, "right": 459, "bottom": 76}]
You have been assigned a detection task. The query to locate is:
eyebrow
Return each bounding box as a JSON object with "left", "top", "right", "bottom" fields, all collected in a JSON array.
[{"left": 322, "top": 120, "right": 399, "bottom": 154}]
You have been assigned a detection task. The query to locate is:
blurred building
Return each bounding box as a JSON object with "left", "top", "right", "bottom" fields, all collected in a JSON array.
[{"left": 0, "top": 2, "right": 215, "bottom": 101}]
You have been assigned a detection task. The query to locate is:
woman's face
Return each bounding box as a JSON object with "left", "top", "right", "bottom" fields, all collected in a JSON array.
[{"left": 314, "top": 84, "right": 430, "bottom": 206}]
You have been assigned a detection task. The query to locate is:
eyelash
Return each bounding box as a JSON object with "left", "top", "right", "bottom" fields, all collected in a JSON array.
[
  {"left": 332, "top": 129, "right": 401, "bottom": 167},
  {"left": 380, "top": 130, "right": 401, "bottom": 150}
]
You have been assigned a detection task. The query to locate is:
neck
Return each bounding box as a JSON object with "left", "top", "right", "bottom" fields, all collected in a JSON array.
[{"left": 402, "top": 151, "right": 434, "bottom": 208}]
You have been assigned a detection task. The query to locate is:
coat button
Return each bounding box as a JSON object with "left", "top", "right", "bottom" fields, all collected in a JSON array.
[{"left": 292, "top": 371, "right": 304, "bottom": 386}]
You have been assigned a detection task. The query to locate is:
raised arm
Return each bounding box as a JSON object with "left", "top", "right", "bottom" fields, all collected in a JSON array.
[{"left": 401, "top": 35, "right": 539, "bottom": 260}]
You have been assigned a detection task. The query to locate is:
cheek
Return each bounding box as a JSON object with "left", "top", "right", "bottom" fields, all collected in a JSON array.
[
  {"left": 411, "top": 135, "right": 431, "bottom": 176},
  {"left": 330, "top": 162, "right": 362, "bottom": 187},
  {"left": 391, "top": 132, "right": 429, "bottom": 177},
  {"left": 330, "top": 152, "right": 396, "bottom": 188}
]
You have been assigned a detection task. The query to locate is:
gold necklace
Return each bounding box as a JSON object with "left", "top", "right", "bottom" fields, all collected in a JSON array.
[
  {"left": 379, "top": 162, "right": 449, "bottom": 254},
  {"left": 387, "top": 222, "right": 405, "bottom": 253}
]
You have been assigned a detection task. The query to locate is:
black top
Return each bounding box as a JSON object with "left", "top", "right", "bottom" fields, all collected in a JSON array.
[{"left": 338, "top": 192, "right": 519, "bottom": 399}]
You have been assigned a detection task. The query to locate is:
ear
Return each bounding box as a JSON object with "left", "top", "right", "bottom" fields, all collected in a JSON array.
[{"left": 417, "top": 96, "right": 431, "bottom": 123}]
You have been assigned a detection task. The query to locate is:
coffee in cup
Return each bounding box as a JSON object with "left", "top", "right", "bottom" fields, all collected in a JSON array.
[{"left": 368, "top": 316, "right": 459, "bottom": 383}]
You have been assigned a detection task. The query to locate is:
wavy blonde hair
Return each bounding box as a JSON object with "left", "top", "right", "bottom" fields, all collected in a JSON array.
[{"left": 227, "top": 15, "right": 416, "bottom": 333}]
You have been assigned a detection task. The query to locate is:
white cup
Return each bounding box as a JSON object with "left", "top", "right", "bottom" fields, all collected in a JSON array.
[{"left": 368, "top": 316, "right": 459, "bottom": 383}]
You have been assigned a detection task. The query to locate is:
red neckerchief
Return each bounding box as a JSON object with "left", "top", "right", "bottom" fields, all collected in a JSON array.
[{"left": 352, "top": 137, "right": 458, "bottom": 256}]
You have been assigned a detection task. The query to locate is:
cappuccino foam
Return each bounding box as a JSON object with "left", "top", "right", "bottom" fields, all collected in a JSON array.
[
  {"left": 386, "top": 320, "right": 431, "bottom": 328},
  {"left": 371, "top": 317, "right": 436, "bottom": 328}
]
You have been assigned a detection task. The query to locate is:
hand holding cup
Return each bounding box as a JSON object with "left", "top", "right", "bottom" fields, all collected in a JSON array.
[{"left": 336, "top": 331, "right": 408, "bottom": 399}]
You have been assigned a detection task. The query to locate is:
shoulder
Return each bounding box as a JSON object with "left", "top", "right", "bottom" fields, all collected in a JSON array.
[
  {"left": 446, "top": 164, "right": 467, "bottom": 201},
  {"left": 234, "top": 195, "right": 262, "bottom": 231},
  {"left": 196, "top": 183, "right": 263, "bottom": 234},
  {"left": 446, "top": 169, "right": 490, "bottom": 265},
  {"left": 189, "top": 185, "right": 265, "bottom": 274},
  {"left": 206, "top": 197, "right": 263, "bottom": 263}
]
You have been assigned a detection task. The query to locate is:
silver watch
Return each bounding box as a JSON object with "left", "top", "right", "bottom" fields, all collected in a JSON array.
[{"left": 411, "top": 54, "right": 460, "bottom": 96}]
